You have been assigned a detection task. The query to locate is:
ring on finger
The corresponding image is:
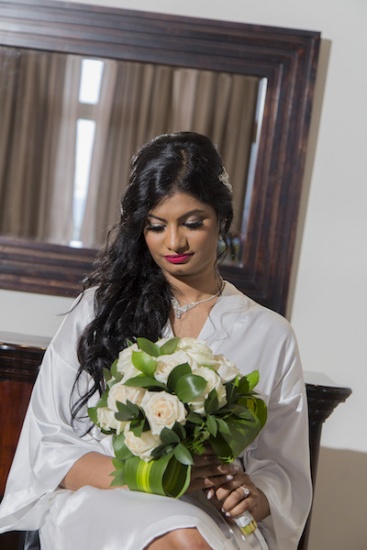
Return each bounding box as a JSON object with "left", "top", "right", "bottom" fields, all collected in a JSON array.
[{"left": 239, "top": 485, "right": 251, "bottom": 498}]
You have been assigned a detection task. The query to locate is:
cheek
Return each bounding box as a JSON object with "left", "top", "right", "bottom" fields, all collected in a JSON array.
[
  {"left": 144, "top": 234, "right": 165, "bottom": 264},
  {"left": 144, "top": 233, "right": 156, "bottom": 255},
  {"left": 197, "top": 230, "right": 220, "bottom": 251}
]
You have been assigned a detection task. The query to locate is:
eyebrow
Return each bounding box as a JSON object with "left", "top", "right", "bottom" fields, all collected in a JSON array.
[{"left": 146, "top": 209, "right": 208, "bottom": 223}]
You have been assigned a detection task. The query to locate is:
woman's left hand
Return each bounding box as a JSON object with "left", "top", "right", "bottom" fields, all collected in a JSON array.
[{"left": 206, "top": 470, "right": 270, "bottom": 523}]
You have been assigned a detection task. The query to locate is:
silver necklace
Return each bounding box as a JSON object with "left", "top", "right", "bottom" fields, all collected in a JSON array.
[{"left": 171, "top": 280, "right": 225, "bottom": 319}]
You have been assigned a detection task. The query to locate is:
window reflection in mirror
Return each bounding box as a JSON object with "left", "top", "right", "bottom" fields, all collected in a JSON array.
[{"left": 0, "top": 47, "right": 266, "bottom": 265}]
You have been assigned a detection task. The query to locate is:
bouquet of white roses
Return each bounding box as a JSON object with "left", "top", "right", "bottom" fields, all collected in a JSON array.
[{"left": 88, "top": 336, "right": 267, "bottom": 499}]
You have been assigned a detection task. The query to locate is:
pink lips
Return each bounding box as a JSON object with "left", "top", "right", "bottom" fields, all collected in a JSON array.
[{"left": 164, "top": 254, "right": 193, "bottom": 264}]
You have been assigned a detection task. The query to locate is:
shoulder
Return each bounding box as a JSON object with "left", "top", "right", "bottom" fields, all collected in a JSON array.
[
  {"left": 58, "top": 286, "right": 97, "bottom": 335},
  {"left": 220, "top": 281, "right": 294, "bottom": 340},
  {"left": 218, "top": 282, "right": 302, "bottom": 396},
  {"left": 47, "top": 287, "right": 97, "bottom": 365}
]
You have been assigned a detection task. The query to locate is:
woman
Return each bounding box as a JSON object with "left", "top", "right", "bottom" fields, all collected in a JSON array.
[{"left": 0, "top": 132, "right": 312, "bottom": 549}]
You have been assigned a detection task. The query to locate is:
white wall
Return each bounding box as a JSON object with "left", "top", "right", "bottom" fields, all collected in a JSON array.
[{"left": 1, "top": 0, "right": 366, "bottom": 548}]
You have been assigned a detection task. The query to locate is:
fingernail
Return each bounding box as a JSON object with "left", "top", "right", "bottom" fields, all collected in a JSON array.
[
  {"left": 207, "top": 489, "right": 213, "bottom": 499},
  {"left": 226, "top": 475, "right": 234, "bottom": 480},
  {"left": 225, "top": 511, "right": 231, "bottom": 517}
]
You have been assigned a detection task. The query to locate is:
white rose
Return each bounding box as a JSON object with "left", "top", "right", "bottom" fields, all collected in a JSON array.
[
  {"left": 107, "top": 382, "right": 146, "bottom": 412},
  {"left": 124, "top": 427, "right": 161, "bottom": 461},
  {"left": 97, "top": 407, "right": 126, "bottom": 435},
  {"left": 189, "top": 366, "right": 227, "bottom": 415},
  {"left": 177, "top": 338, "right": 218, "bottom": 367},
  {"left": 213, "top": 354, "right": 241, "bottom": 382},
  {"left": 154, "top": 350, "right": 193, "bottom": 384},
  {"left": 116, "top": 344, "right": 141, "bottom": 381},
  {"left": 141, "top": 391, "right": 187, "bottom": 435}
]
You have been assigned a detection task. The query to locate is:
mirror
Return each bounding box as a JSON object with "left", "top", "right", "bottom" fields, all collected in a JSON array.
[
  {"left": 0, "top": 46, "right": 265, "bottom": 255},
  {"left": 0, "top": 0, "right": 320, "bottom": 315}
]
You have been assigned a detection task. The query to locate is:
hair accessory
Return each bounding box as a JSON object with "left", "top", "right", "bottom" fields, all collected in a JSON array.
[
  {"left": 240, "top": 485, "right": 251, "bottom": 498},
  {"left": 171, "top": 280, "right": 225, "bottom": 319},
  {"left": 218, "top": 167, "right": 232, "bottom": 193}
]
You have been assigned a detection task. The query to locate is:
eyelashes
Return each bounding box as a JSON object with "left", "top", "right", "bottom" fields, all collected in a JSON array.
[
  {"left": 145, "top": 220, "right": 204, "bottom": 232},
  {"left": 184, "top": 220, "right": 204, "bottom": 230},
  {"left": 145, "top": 225, "right": 165, "bottom": 233}
]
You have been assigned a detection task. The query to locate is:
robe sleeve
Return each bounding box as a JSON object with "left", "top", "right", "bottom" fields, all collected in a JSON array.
[
  {"left": 243, "top": 325, "right": 312, "bottom": 550},
  {"left": 0, "top": 289, "right": 111, "bottom": 531}
]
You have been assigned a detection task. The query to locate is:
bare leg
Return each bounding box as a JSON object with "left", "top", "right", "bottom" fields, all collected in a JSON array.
[{"left": 145, "top": 527, "right": 213, "bottom": 550}]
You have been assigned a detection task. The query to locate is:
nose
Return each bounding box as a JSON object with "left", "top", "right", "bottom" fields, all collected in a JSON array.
[{"left": 166, "top": 225, "right": 188, "bottom": 252}]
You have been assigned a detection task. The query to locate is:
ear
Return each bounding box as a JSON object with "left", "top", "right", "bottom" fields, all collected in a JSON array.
[{"left": 220, "top": 218, "right": 228, "bottom": 236}]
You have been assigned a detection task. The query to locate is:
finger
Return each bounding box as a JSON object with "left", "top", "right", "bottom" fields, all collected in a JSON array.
[
  {"left": 191, "top": 461, "right": 240, "bottom": 482},
  {"left": 188, "top": 475, "right": 232, "bottom": 493},
  {"left": 193, "top": 451, "right": 221, "bottom": 468},
  {"left": 221, "top": 485, "right": 257, "bottom": 517}
]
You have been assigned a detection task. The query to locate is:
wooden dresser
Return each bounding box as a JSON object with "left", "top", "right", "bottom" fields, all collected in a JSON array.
[{"left": 0, "top": 332, "right": 49, "bottom": 550}]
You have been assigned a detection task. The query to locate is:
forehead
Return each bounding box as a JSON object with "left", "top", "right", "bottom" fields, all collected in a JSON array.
[{"left": 148, "top": 192, "right": 216, "bottom": 218}]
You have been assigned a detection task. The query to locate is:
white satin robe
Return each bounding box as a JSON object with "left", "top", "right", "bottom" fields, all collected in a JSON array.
[{"left": 0, "top": 282, "right": 312, "bottom": 549}]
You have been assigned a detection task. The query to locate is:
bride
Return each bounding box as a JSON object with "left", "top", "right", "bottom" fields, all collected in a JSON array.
[{"left": 0, "top": 132, "right": 312, "bottom": 549}]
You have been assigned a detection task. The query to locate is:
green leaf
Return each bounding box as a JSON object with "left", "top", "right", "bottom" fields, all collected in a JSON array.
[
  {"left": 115, "top": 400, "right": 141, "bottom": 421},
  {"left": 110, "top": 359, "right": 122, "bottom": 381},
  {"left": 221, "top": 416, "right": 263, "bottom": 458},
  {"left": 167, "top": 363, "right": 192, "bottom": 393},
  {"left": 132, "top": 350, "right": 157, "bottom": 376},
  {"left": 95, "top": 392, "right": 108, "bottom": 408},
  {"left": 186, "top": 411, "right": 204, "bottom": 425},
  {"left": 103, "top": 367, "right": 113, "bottom": 383},
  {"left": 112, "top": 432, "right": 126, "bottom": 453},
  {"left": 110, "top": 465, "right": 126, "bottom": 487},
  {"left": 225, "top": 379, "right": 239, "bottom": 404},
  {"left": 160, "top": 427, "right": 180, "bottom": 445},
  {"left": 254, "top": 398, "right": 267, "bottom": 427},
  {"left": 171, "top": 420, "right": 186, "bottom": 440},
  {"left": 162, "top": 456, "right": 191, "bottom": 497},
  {"left": 208, "top": 432, "right": 234, "bottom": 462},
  {"left": 124, "top": 376, "right": 167, "bottom": 391},
  {"left": 123, "top": 455, "right": 169, "bottom": 495},
  {"left": 174, "top": 443, "right": 194, "bottom": 466},
  {"left": 130, "top": 417, "right": 148, "bottom": 437},
  {"left": 151, "top": 443, "right": 175, "bottom": 459},
  {"left": 205, "top": 388, "right": 220, "bottom": 415},
  {"left": 215, "top": 417, "right": 231, "bottom": 435},
  {"left": 137, "top": 337, "right": 161, "bottom": 357},
  {"left": 206, "top": 415, "right": 217, "bottom": 436},
  {"left": 159, "top": 337, "right": 180, "bottom": 355},
  {"left": 112, "top": 433, "right": 134, "bottom": 461},
  {"left": 230, "top": 404, "right": 255, "bottom": 420},
  {"left": 175, "top": 374, "right": 207, "bottom": 403},
  {"left": 239, "top": 370, "right": 260, "bottom": 393},
  {"left": 88, "top": 406, "right": 98, "bottom": 425}
]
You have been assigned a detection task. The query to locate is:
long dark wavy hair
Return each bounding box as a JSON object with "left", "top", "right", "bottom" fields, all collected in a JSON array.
[{"left": 71, "top": 131, "right": 234, "bottom": 422}]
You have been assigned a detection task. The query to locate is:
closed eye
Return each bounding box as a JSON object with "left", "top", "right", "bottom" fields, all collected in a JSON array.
[
  {"left": 184, "top": 220, "right": 204, "bottom": 230},
  {"left": 145, "top": 224, "right": 165, "bottom": 233}
]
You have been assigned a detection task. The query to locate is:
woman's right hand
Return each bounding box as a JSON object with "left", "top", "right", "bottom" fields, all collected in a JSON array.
[{"left": 187, "top": 448, "right": 241, "bottom": 493}]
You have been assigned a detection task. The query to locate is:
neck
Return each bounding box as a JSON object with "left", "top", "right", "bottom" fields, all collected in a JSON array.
[
  {"left": 168, "top": 273, "right": 222, "bottom": 304},
  {"left": 170, "top": 278, "right": 225, "bottom": 320}
]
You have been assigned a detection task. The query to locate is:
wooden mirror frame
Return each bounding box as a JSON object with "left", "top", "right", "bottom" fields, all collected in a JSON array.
[{"left": 0, "top": 0, "right": 320, "bottom": 315}]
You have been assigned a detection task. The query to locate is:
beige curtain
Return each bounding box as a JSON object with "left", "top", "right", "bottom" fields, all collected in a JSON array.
[
  {"left": 45, "top": 55, "right": 81, "bottom": 244},
  {"left": 0, "top": 48, "right": 70, "bottom": 241}
]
